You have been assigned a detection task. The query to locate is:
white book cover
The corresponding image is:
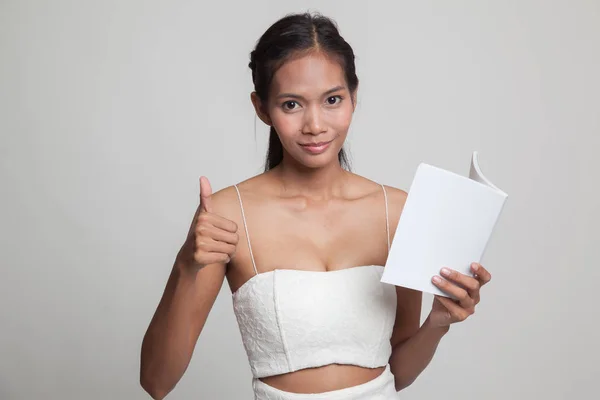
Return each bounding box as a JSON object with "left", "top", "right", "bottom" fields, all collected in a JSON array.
[{"left": 381, "top": 151, "right": 508, "bottom": 297}]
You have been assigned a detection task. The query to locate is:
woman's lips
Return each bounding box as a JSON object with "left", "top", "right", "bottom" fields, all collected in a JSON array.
[{"left": 300, "top": 140, "right": 332, "bottom": 155}]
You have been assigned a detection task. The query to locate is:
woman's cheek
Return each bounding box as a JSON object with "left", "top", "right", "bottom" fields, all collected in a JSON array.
[
  {"left": 329, "top": 108, "right": 353, "bottom": 132},
  {"left": 273, "top": 112, "right": 301, "bottom": 138}
]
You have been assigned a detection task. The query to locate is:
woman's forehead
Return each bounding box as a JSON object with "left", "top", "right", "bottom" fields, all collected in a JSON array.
[{"left": 270, "top": 53, "right": 347, "bottom": 97}]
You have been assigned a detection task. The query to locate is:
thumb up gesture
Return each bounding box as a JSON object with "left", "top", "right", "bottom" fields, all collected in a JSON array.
[{"left": 179, "top": 177, "right": 239, "bottom": 271}]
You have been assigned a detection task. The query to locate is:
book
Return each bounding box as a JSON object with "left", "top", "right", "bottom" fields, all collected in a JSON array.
[{"left": 381, "top": 151, "right": 508, "bottom": 297}]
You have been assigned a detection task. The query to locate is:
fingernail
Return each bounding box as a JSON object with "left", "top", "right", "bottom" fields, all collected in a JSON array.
[
  {"left": 432, "top": 276, "right": 442, "bottom": 284},
  {"left": 440, "top": 267, "right": 451, "bottom": 277},
  {"left": 472, "top": 263, "right": 479, "bottom": 271}
]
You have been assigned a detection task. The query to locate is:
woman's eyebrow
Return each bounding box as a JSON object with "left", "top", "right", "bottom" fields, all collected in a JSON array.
[
  {"left": 276, "top": 85, "right": 346, "bottom": 100},
  {"left": 322, "top": 85, "right": 346, "bottom": 96}
]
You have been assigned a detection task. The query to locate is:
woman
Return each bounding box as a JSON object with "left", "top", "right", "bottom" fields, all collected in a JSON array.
[{"left": 140, "top": 12, "right": 491, "bottom": 400}]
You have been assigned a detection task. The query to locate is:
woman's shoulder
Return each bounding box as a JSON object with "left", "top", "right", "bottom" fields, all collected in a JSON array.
[
  {"left": 206, "top": 173, "right": 270, "bottom": 218},
  {"left": 210, "top": 171, "right": 408, "bottom": 215},
  {"left": 381, "top": 184, "right": 408, "bottom": 223},
  {"left": 382, "top": 183, "right": 408, "bottom": 206},
  {"left": 348, "top": 172, "right": 407, "bottom": 200},
  {"left": 346, "top": 173, "right": 407, "bottom": 224}
]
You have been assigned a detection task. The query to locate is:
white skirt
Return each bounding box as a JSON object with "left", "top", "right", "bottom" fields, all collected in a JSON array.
[{"left": 252, "top": 364, "right": 400, "bottom": 400}]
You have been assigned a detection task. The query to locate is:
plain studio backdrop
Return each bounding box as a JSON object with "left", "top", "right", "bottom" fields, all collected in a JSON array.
[{"left": 1, "top": 0, "right": 599, "bottom": 399}]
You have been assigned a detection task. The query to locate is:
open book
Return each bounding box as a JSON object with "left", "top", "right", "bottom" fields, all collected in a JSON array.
[{"left": 381, "top": 151, "right": 508, "bottom": 297}]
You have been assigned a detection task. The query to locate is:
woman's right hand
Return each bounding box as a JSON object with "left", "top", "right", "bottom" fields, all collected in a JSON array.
[{"left": 178, "top": 176, "right": 239, "bottom": 271}]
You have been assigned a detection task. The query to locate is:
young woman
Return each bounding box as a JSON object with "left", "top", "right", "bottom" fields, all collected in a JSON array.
[{"left": 140, "top": 12, "right": 492, "bottom": 400}]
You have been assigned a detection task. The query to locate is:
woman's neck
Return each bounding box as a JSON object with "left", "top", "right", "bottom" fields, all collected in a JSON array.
[{"left": 273, "top": 156, "right": 348, "bottom": 201}]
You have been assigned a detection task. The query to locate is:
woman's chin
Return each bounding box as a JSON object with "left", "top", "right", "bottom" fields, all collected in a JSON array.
[{"left": 294, "top": 153, "right": 340, "bottom": 170}]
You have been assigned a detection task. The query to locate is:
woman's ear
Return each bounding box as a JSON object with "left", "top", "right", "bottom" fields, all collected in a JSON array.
[
  {"left": 251, "top": 92, "right": 272, "bottom": 126},
  {"left": 351, "top": 85, "right": 359, "bottom": 112}
]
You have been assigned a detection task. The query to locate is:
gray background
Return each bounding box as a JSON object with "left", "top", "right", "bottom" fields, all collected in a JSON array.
[{"left": 1, "top": 0, "right": 598, "bottom": 399}]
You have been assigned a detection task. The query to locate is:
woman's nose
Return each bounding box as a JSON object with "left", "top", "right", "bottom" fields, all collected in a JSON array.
[{"left": 302, "top": 105, "right": 327, "bottom": 135}]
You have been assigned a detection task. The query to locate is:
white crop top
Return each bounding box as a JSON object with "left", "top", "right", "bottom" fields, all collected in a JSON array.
[{"left": 231, "top": 185, "right": 397, "bottom": 379}]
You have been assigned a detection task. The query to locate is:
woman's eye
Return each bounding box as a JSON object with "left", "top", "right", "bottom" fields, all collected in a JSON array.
[
  {"left": 326, "top": 96, "right": 342, "bottom": 105},
  {"left": 283, "top": 101, "right": 299, "bottom": 110}
]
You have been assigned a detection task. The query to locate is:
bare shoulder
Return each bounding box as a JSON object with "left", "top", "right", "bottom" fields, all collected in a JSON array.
[
  {"left": 380, "top": 185, "right": 407, "bottom": 237},
  {"left": 344, "top": 173, "right": 407, "bottom": 232},
  {"left": 382, "top": 185, "right": 407, "bottom": 204},
  {"left": 205, "top": 185, "right": 245, "bottom": 232},
  {"left": 381, "top": 185, "right": 408, "bottom": 215},
  {"left": 347, "top": 173, "right": 407, "bottom": 212},
  {"left": 206, "top": 174, "right": 270, "bottom": 230}
]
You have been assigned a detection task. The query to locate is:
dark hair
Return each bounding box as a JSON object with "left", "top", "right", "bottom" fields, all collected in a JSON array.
[{"left": 249, "top": 12, "right": 358, "bottom": 171}]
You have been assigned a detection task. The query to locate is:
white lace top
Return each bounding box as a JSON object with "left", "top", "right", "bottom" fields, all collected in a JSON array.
[{"left": 231, "top": 185, "right": 397, "bottom": 379}]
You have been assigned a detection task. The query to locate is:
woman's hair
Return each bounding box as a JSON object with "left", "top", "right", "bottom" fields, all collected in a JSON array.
[{"left": 249, "top": 12, "right": 358, "bottom": 171}]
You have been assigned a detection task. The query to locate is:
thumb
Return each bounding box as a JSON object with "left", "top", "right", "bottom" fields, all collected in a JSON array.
[{"left": 199, "top": 176, "right": 213, "bottom": 213}]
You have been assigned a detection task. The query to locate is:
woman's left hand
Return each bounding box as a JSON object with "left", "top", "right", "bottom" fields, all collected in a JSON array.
[{"left": 428, "top": 262, "right": 492, "bottom": 329}]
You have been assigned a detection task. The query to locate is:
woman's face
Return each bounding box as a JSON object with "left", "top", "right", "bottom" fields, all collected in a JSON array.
[{"left": 261, "top": 52, "right": 356, "bottom": 169}]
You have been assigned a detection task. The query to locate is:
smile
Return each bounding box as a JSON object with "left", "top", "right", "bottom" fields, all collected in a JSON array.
[{"left": 299, "top": 140, "right": 333, "bottom": 155}]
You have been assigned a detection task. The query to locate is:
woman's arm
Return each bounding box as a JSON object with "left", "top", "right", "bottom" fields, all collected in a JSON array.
[
  {"left": 389, "top": 312, "right": 449, "bottom": 391},
  {"left": 389, "top": 261, "right": 493, "bottom": 391},
  {"left": 140, "top": 181, "right": 239, "bottom": 399},
  {"left": 140, "top": 259, "right": 225, "bottom": 399}
]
